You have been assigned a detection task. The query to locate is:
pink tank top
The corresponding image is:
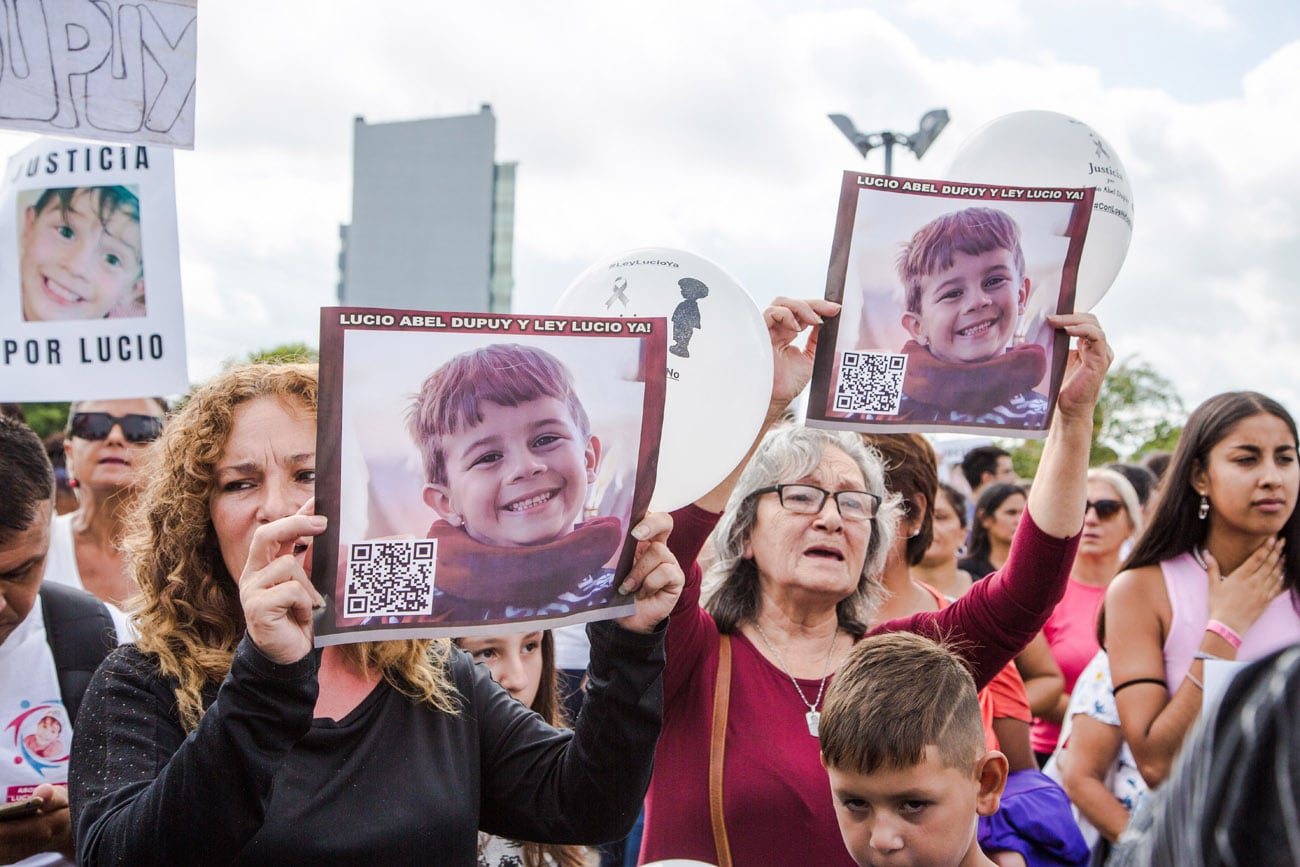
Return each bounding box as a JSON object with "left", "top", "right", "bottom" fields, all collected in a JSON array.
[{"left": 1161, "top": 550, "right": 1300, "bottom": 693}]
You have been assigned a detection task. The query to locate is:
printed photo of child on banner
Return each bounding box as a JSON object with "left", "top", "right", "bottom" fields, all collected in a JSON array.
[
  {"left": 313, "top": 307, "right": 667, "bottom": 644},
  {"left": 807, "top": 171, "right": 1092, "bottom": 437},
  {"left": 0, "top": 136, "right": 188, "bottom": 401}
]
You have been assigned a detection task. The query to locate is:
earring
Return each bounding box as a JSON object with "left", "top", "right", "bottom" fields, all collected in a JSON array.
[
  {"left": 1198, "top": 495, "right": 1210, "bottom": 521},
  {"left": 67, "top": 478, "right": 78, "bottom": 489}
]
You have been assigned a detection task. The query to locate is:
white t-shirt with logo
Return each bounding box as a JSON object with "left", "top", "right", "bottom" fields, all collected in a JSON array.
[{"left": 0, "top": 596, "right": 75, "bottom": 867}]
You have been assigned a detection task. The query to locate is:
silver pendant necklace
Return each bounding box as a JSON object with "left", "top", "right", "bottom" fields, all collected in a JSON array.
[{"left": 752, "top": 620, "right": 839, "bottom": 736}]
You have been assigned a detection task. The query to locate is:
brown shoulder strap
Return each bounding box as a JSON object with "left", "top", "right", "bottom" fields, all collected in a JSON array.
[{"left": 710, "top": 634, "right": 733, "bottom": 867}]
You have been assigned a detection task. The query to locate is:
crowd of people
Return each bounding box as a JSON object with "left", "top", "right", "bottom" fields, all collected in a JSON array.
[{"left": 0, "top": 294, "right": 1296, "bottom": 867}]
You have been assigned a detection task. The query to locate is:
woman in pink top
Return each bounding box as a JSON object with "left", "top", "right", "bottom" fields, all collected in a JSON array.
[
  {"left": 1031, "top": 468, "right": 1143, "bottom": 761},
  {"left": 1106, "top": 391, "right": 1300, "bottom": 788}
]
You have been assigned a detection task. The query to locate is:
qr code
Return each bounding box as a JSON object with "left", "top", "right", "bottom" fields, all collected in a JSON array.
[
  {"left": 833, "top": 351, "right": 908, "bottom": 414},
  {"left": 343, "top": 539, "right": 438, "bottom": 617}
]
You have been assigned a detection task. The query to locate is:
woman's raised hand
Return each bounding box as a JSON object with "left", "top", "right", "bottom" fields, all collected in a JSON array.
[
  {"left": 615, "top": 512, "right": 684, "bottom": 634},
  {"left": 1046, "top": 313, "right": 1113, "bottom": 422},
  {"left": 765, "top": 297, "right": 841, "bottom": 411},
  {"left": 1205, "top": 537, "right": 1287, "bottom": 640},
  {"left": 238, "top": 500, "right": 328, "bottom": 664}
]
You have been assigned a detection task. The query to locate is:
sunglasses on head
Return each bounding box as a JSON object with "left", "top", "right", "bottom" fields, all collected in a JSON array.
[
  {"left": 1085, "top": 499, "right": 1124, "bottom": 520},
  {"left": 69, "top": 412, "right": 163, "bottom": 444}
]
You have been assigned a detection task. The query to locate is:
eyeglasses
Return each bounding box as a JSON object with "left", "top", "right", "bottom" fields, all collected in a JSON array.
[
  {"left": 69, "top": 412, "right": 164, "bottom": 444},
  {"left": 751, "top": 484, "right": 880, "bottom": 522},
  {"left": 1085, "top": 499, "right": 1124, "bottom": 520}
]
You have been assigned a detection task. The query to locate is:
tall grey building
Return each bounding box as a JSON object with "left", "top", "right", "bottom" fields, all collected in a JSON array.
[{"left": 338, "top": 105, "right": 515, "bottom": 313}]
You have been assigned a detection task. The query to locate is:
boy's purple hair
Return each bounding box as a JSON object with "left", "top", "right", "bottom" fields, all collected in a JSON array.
[
  {"left": 897, "top": 207, "right": 1025, "bottom": 313},
  {"left": 408, "top": 343, "right": 590, "bottom": 486}
]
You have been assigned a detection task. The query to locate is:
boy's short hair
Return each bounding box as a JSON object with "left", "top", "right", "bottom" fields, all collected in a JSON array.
[
  {"left": 408, "top": 343, "right": 590, "bottom": 486},
  {"left": 820, "top": 632, "right": 985, "bottom": 775},
  {"left": 898, "top": 207, "right": 1025, "bottom": 314}
]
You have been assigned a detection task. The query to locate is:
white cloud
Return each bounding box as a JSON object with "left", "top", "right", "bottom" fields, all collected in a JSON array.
[
  {"left": 1134, "top": 0, "right": 1233, "bottom": 33},
  {"left": 896, "top": 0, "right": 1028, "bottom": 36},
  {"left": 4, "top": 2, "right": 1295, "bottom": 420}
]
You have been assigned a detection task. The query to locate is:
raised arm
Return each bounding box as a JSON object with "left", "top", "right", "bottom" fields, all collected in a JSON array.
[
  {"left": 694, "top": 297, "right": 839, "bottom": 513},
  {"left": 877, "top": 315, "right": 1112, "bottom": 685},
  {"left": 1026, "top": 314, "right": 1112, "bottom": 538}
]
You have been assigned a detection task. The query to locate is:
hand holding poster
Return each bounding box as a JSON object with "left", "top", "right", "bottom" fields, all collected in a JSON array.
[
  {"left": 806, "top": 172, "right": 1091, "bottom": 437},
  {"left": 0, "top": 136, "right": 188, "bottom": 401},
  {"left": 313, "top": 308, "right": 667, "bottom": 644}
]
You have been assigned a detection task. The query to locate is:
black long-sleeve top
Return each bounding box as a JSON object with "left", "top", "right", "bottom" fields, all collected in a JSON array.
[{"left": 70, "top": 620, "right": 664, "bottom": 865}]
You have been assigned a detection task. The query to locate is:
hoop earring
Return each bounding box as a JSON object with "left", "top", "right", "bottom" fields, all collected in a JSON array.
[{"left": 1198, "top": 495, "right": 1210, "bottom": 521}]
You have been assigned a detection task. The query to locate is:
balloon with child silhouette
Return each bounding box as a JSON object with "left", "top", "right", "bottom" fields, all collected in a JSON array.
[
  {"left": 556, "top": 247, "right": 772, "bottom": 512},
  {"left": 947, "top": 110, "right": 1134, "bottom": 312}
]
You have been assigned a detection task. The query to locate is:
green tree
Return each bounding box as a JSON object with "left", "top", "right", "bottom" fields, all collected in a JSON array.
[
  {"left": 1002, "top": 355, "right": 1184, "bottom": 476},
  {"left": 16, "top": 402, "right": 71, "bottom": 439},
  {"left": 1092, "top": 356, "right": 1184, "bottom": 462},
  {"left": 229, "top": 341, "right": 319, "bottom": 368}
]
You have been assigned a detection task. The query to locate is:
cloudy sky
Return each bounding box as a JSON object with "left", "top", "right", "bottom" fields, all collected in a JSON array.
[{"left": 4, "top": 0, "right": 1298, "bottom": 420}]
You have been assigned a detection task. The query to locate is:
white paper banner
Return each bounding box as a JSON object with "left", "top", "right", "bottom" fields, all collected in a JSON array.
[
  {"left": 0, "top": 136, "right": 188, "bottom": 400},
  {"left": 0, "top": 0, "right": 197, "bottom": 149}
]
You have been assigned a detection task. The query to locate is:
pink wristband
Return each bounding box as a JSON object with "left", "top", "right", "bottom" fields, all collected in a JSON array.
[{"left": 1206, "top": 619, "right": 1243, "bottom": 650}]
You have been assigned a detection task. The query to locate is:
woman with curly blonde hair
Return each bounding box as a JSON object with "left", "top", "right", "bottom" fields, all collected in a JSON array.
[{"left": 68, "top": 362, "right": 685, "bottom": 865}]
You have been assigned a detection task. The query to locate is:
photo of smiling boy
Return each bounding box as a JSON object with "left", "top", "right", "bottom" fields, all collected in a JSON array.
[
  {"left": 819, "top": 632, "right": 1009, "bottom": 867},
  {"left": 407, "top": 343, "right": 623, "bottom": 621},
  {"left": 18, "top": 185, "right": 145, "bottom": 322},
  {"left": 895, "top": 207, "right": 1047, "bottom": 427}
]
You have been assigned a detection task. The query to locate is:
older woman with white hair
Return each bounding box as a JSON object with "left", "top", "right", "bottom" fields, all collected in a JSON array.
[{"left": 635, "top": 299, "right": 1114, "bottom": 867}]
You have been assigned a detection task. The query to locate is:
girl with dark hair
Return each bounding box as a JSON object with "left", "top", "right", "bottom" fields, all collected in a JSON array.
[
  {"left": 961, "top": 482, "right": 1029, "bottom": 579},
  {"left": 1106, "top": 391, "right": 1300, "bottom": 788}
]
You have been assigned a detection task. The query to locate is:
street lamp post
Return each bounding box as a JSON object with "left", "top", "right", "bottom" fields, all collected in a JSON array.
[{"left": 828, "top": 109, "right": 950, "bottom": 176}]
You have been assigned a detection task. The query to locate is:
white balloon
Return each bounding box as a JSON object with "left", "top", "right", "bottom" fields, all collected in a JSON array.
[
  {"left": 555, "top": 248, "right": 773, "bottom": 512},
  {"left": 946, "top": 110, "right": 1134, "bottom": 311}
]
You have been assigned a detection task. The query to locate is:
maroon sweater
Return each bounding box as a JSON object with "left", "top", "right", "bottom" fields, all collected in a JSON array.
[{"left": 641, "top": 504, "right": 1079, "bottom": 866}]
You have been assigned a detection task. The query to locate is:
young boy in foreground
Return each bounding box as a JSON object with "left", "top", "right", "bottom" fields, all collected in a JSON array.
[{"left": 819, "top": 632, "right": 1010, "bottom": 867}]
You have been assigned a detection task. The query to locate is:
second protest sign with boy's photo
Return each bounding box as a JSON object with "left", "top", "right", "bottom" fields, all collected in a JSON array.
[
  {"left": 313, "top": 307, "right": 667, "bottom": 643},
  {"left": 807, "top": 171, "right": 1092, "bottom": 437}
]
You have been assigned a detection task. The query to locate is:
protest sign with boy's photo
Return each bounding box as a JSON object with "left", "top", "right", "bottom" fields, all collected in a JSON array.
[
  {"left": 0, "top": 136, "right": 188, "bottom": 401},
  {"left": 807, "top": 171, "right": 1092, "bottom": 437},
  {"left": 313, "top": 307, "right": 667, "bottom": 644}
]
